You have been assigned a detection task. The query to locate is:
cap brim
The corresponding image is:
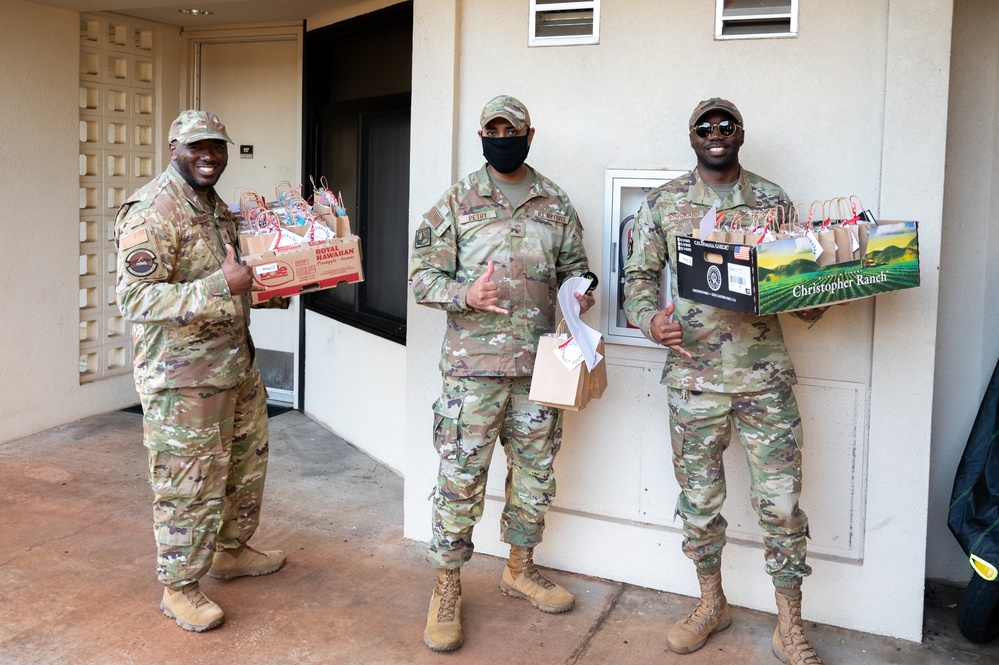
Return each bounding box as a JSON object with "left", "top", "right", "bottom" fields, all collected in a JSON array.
[
  {"left": 480, "top": 112, "right": 525, "bottom": 129},
  {"left": 174, "top": 132, "right": 233, "bottom": 144}
]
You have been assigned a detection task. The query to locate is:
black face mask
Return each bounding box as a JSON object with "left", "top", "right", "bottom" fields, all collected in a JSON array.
[{"left": 481, "top": 134, "right": 531, "bottom": 174}]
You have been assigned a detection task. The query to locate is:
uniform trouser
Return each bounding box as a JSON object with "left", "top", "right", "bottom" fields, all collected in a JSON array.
[
  {"left": 139, "top": 363, "right": 270, "bottom": 590},
  {"left": 427, "top": 375, "right": 562, "bottom": 569},
  {"left": 668, "top": 385, "right": 812, "bottom": 588}
]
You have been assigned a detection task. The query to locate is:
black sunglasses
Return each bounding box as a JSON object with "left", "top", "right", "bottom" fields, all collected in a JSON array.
[{"left": 690, "top": 120, "right": 742, "bottom": 138}]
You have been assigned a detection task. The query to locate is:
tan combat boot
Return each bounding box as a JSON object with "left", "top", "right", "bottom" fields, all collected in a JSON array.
[
  {"left": 666, "top": 567, "right": 732, "bottom": 654},
  {"left": 208, "top": 543, "right": 286, "bottom": 580},
  {"left": 499, "top": 545, "right": 575, "bottom": 613},
  {"left": 424, "top": 568, "right": 463, "bottom": 651},
  {"left": 160, "top": 583, "right": 224, "bottom": 632},
  {"left": 772, "top": 587, "right": 824, "bottom": 664}
]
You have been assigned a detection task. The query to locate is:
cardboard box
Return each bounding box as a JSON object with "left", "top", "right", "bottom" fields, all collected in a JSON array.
[
  {"left": 675, "top": 221, "right": 920, "bottom": 315},
  {"left": 239, "top": 215, "right": 363, "bottom": 305}
]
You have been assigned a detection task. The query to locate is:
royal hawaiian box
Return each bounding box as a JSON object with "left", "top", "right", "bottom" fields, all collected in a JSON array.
[
  {"left": 238, "top": 215, "right": 363, "bottom": 305},
  {"left": 674, "top": 221, "right": 920, "bottom": 315}
]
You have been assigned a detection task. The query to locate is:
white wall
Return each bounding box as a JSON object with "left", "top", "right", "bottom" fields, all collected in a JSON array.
[
  {"left": 304, "top": 313, "right": 407, "bottom": 473},
  {"left": 927, "top": 0, "right": 999, "bottom": 584},
  {"left": 403, "top": 0, "right": 950, "bottom": 641},
  {"left": 0, "top": 1, "right": 179, "bottom": 445}
]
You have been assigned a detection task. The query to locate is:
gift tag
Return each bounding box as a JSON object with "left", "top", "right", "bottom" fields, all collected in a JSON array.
[
  {"left": 269, "top": 227, "right": 303, "bottom": 251},
  {"left": 848, "top": 226, "right": 860, "bottom": 253},
  {"left": 555, "top": 336, "right": 585, "bottom": 371},
  {"left": 804, "top": 228, "right": 823, "bottom": 261}
]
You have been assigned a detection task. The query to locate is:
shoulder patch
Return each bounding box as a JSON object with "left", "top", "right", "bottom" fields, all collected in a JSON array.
[
  {"left": 124, "top": 248, "right": 158, "bottom": 277},
  {"left": 119, "top": 228, "right": 149, "bottom": 250},
  {"left": 425, "top": 204, "right": 451, "bottom": 232},
  {"left": 414, "top": 225, "right": 432, "bottom": 249}
]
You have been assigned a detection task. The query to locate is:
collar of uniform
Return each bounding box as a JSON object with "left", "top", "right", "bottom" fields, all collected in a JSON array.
[
  {"left": 165, "top": 162, "right": 218, "bottom": 214},
  {"left": 471, "top": 163, "right": 546, "bottom": 200},
  {"left": 687, "top": 167, "right": 758, "bottom": 210}
]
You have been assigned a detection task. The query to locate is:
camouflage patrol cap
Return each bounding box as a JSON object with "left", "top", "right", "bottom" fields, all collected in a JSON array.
[
  {"left": 689, "top": 98, "right": 744, "bottom": 128},
  {"left": 168, "top": 110, "right": 233, "bottom": 144},
  {"left": 479, "top": 95, "right": 531, "bottom": 130}
]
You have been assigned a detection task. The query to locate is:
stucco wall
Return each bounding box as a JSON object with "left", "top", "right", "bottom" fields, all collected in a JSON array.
[
  {"left": 927, "top": 0, "right": 999, "bottom": 584},
  {"left": 0, "top": 0, "right": 178, "bottom": 445},
  {"left": 404, "top": 0, "right": 949, "bottom": 640}
]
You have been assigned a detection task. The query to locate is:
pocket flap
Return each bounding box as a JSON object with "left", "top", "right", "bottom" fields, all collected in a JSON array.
[{"left": 432, "top": 396, "right": 463, "bottom": 420}]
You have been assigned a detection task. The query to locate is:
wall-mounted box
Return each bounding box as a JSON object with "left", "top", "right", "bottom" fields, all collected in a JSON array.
[{"left": 601, "top": 169, "right": 683, "bottom": 347}]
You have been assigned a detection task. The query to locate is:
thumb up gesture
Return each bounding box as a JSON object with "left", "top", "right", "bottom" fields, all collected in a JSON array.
[
  {"left": 466, "top": 261, "right": 509, "bottom": 314},
  {"left": 221, "top": 244, "right": 256, "bottom": 296}
]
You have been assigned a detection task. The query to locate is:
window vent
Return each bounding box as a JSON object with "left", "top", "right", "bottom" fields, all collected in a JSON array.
[
  {"left": 529, "top": 0, "right": 599, "bottom": 47},
  {"left": 716, "top": 0, "right": 798, "bottom": 40}
]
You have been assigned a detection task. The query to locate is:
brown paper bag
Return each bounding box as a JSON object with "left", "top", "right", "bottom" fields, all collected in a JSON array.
[
  {"left": 833, "top": 227, "right": 855, "bottom": 263},
  {"left": 853, "top": 222, "right": 872, "bottom": 258},
  {"left": 585, "top": 339, "right": 607, "bottom": 400},
  {"left": 815, "top": 229, "right": 838, "bottom": 266},
  {"left": 529, "top": 326, "right": 589, "bottom": 411}
]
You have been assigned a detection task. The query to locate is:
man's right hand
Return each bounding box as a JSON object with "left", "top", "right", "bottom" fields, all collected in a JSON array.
[
  {"left": 466, "top": 261, "right": 509, "bottom": 314},
  {"left": 651, "top": 303, "right": 692, "bottom": 358},
  {"left": 222, "top": 244, "right": 256, "bottom": 296}
]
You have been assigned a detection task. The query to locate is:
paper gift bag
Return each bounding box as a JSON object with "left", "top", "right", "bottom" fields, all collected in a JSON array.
[
  {"left": 529, "top": 323, "right": 590, "bottom": 411},
  {"left": 586, "top": 339, "right": 607, "bottom": 400}
]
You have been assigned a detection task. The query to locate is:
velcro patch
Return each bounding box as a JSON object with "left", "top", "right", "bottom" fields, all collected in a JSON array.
[
  {"left": 458, "top": 210, "right": 497, "bottom": 224},
  {"left": 119, "top": 228, "right": 148, "bottom": 250},
  {"left": 425, "top": 204, "right": 451, "bottom": 235},
  {"left": 414, "top": 225, "right": 432, "bottom": 249},
  {"left": 124, "top": 248, "right": 158, "bottom": 277},
  {"left": 536, "top": 212, "right": 569, "bottom": 224}
]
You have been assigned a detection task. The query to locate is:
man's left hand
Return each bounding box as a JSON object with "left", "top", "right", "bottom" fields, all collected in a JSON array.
[{"left": 575, "top": 292, "right": 595, "bottom": 315}]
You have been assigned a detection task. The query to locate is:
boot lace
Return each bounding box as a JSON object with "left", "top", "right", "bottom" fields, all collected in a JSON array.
[
  {"left": 436, "top": 571, "right": 460, "bottom": 622},
  {"left": 522, "top": 562, "right": 557, "bottom": 590},
  {"left": 781, "top": 626, "right": 822, "bottom": 664},
  {"left": 680, "top": 598, "right": 723, "bottom": 633},
  {"left": 181, "top": 585, "right": 210, "bottom": 609},
  {"left": 777, "top": 594, "right": 823, "bottom": 664}
]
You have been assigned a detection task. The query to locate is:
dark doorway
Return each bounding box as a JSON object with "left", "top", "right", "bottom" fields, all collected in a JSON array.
[{"left": 302, "top": 2, "right": 413, "bottom": 344}]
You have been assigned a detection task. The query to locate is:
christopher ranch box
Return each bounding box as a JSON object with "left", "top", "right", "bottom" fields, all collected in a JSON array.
[
  {"left": 675, "top": 221, "right": 920, "bottom": 315},
  {"left": 239, "top": 215, "right": 363, "bottom": 305}
]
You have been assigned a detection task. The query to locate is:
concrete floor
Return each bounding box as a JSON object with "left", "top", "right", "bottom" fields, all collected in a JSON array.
[{"left": 1, "top": 409, "right": 997, "bottom": 665}]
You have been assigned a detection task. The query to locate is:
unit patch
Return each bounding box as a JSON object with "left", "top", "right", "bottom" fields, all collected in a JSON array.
[
  {"left": 414, "top": 225, "right": 432, "bottom": 249},
  {"left": 124, "top": 248, "right": 158, "bottom": 277}
]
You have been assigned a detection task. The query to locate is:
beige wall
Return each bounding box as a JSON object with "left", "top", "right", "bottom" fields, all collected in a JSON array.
[
  {"left": 403, "top": 0, "right": 950, "bottom": 641},
  {"left": 0, "top": 1, "right": 177, "bottom": 444},
  {"left": 928, "top": 0, "right": 999, "bottom": 583}
]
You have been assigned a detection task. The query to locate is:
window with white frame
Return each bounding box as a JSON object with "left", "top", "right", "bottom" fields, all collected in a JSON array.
[
  {"left": 529, "top": 0, "right": 599, "bottom": 47},
  {"left": 715, "top": 0, "right": 798, "bottom": 40}
]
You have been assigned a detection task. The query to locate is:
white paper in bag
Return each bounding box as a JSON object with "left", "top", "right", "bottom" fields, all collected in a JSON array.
[{"left": 556, "top": 276, "right": 603, "bottom": 371}]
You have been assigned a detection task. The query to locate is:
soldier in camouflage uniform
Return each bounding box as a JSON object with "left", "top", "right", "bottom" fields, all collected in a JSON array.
[
  {"left": 410, "top": 96, "right": 594, "bottom": 652},
  {"left": 115, "top": 110, "right": 286, "bottom": 633},
  {"left": 623, "top": 99, "right": 826, "bottom": 665}
]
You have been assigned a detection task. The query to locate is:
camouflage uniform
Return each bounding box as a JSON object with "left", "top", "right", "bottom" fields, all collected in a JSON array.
[
  {"left": 410, "top": 163, "right": 589, "bottom": 569},
  {"left": 623, "top": 167, "right": 811, "bottom": 588},
  {"left": 115, "top": 155, "right": 271, "bottom": 591}
]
